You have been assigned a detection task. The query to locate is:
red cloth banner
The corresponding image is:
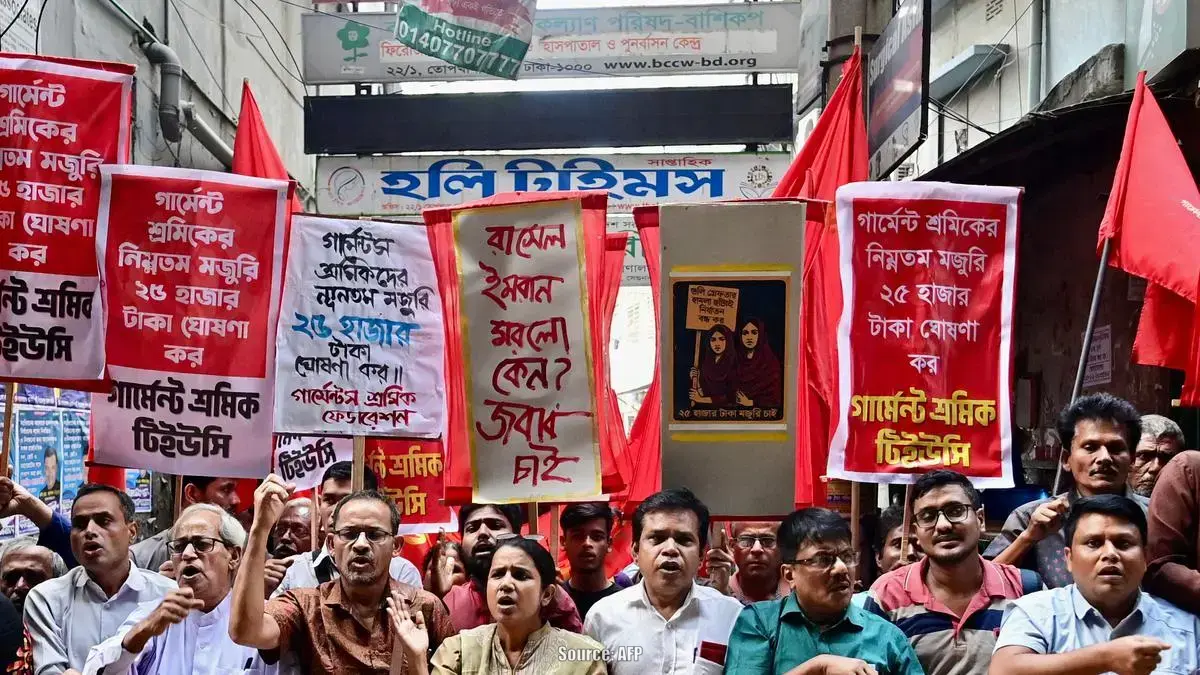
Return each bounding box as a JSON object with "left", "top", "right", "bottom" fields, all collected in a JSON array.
[
  {"left": 0, "top": 55, "right": 134, "bottom": 388},
  {"left": 425, "top": 192, "right": 617, "bottom": 503},
  {"left": 368, "top": 438, "right": 457, "bottom": 534},
  {"left": 92, "top": 166, "right": 290, "bottom": 477},
  {"left": 826, "top": 182, "right": 1020, "bottom": 487}
]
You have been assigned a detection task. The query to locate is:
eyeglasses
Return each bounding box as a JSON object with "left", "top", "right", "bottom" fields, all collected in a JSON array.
[
  {"left": 2, "top": 570, "right": 48, "bottom": 587},
  {"left": 332, "top": 528, "right": 393, "bottom": 544},
  {"left": 496, "top": 533, "right": 545, "bottom": 542},
  {"left": 787, "top": 550, "right": 859, "bottom": 570},
  {"left": 913, "top": 503, "right": 974, "bottom": 529},
  {"left": 166, "top": 536, "right": 227, "bottom": 555},
  {"left": 735, "top": 535, "right": 777, "bottom": 549}
]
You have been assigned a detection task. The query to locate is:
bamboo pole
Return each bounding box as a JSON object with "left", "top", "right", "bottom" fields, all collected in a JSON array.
[{"left": 0, "top": 383, "right": 14, "bottom": 477}]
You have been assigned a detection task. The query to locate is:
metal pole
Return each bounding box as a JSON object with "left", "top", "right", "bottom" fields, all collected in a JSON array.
[{"left": 1053, "top": 238, "right": 1113, "bottom": 494}]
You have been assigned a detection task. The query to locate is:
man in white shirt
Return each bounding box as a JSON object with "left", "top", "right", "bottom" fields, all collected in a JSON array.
[
  {"left": 24, "top": 484, "right": 176, "bottom": 675},
  {"left": 131, "top": 476, "right": 243, "bottom": 572},
  {"left": 585, "top": 488, "right": 743, "bottom": 674},
  {"left": 83, "top": 504, "right": 265, "bottom": 675},
  {"left": 273, "top": 462, "right": 419, "bottom": 595}
]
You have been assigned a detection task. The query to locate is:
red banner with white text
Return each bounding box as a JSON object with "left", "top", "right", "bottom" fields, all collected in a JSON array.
[
  {"left": 92, "top": 166, "right": 290, "bottom": 477},
  {"left": 826, "top": 182, "right": 1020, "bottom": 487},
  {"left": 0, "top": 55, "right": 134, "bottom": 388},
  {"left": 369, "top": 438, "right": 457, "bottom": 534}
]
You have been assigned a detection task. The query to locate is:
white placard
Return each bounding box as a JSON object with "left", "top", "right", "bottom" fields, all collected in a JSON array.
[
  {"left": 456, "top": 199, "right": 601, "bottom": 502},
  {"left": 273, "top": 434, "right": 354, "bottom": 491},
  {"left": 274, "top": 216, "right": 445, "bottom": 436},
  {"left": 1083, "top": 324, "right": 1113, "bottom": 388}
]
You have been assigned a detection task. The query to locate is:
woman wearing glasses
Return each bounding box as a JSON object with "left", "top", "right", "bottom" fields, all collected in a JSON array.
[{"left": 391, "top": 536, "right": 607, "bottom": 674}]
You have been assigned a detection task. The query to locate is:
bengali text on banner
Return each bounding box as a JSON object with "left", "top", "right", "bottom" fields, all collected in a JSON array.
[
  {"left": 274, "top": 215, "right": 445, "bottom": 436},
  {"left": 826, "top": 182, "right": 1021, "bottom": 487},
  {"left": 443, "top": 196, "right": 602, "bottom": 502},
  {"left": 92, "top": 166, "right": 291, "bottom": 478},
  {"left": 0, "top": 55, "right": 134, "bottom": 386},
  {"left": 369, "top": 438, "right": 455, "bottom": 534},
  {"left": 273, "top": 434, "right": 354, "bottom": 492}
]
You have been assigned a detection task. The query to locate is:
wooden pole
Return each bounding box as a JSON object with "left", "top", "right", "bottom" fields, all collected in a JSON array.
[
  {"left": 352, "top": 436, "right": 365, "bottom": 491},
  {"left": 899, "top": 484, "right": 914, "bottom": 561},
  {"left": 526, "top": 503, "right": 539, "bottom": 535},
  {"left": 854, "top": 26, "right": 863, "bottom": 48},
  {"left": 0, "top": 382, "right": 14, "bottom": 477},
  {"left": 849, "top": 481, "right": 861, "bottom": 554},
  {"left": 173, "top": 475, "right": 184, "bottom": 519}
]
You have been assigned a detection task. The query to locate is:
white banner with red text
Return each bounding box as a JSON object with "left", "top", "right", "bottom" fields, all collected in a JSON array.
[
  {"left": 92, "top": 166, "right": 290, "bottom": 478},
  {"left": 273, "top": 434, "right": 354, "bottom": 491},
  {"left": 0, "top": 55, "right": 134, "bottom": 387},
  {"left": 827, "top": 182, "right": 1020, "bottom": 487},
  {"left": 274, "top": 215, "right": 445, "bottom": 436}
]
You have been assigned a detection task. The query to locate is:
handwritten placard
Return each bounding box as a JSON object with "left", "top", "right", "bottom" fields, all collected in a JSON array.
[
  {"left": 454, "top": 199, "right": 601, "bottom": 502},
  {"left": 684, "top": 284, "right": 739, "bottom": 331},
  {"left": 0, "top": 56, "right": 134, "bottom": 385},
  {"left": 92, "top": 166, "right": 289, "bottom": 478},
  {"left": 274, "top": 216, "right": 444, "bottom": 436}
]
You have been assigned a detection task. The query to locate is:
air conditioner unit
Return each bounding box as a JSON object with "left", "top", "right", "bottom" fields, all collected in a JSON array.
[{"left": 795, "top": 107, "right": 823, "bottom": 150}]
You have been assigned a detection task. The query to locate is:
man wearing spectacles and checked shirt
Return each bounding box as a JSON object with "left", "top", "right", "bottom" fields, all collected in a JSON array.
[
  {"left": 727, "top": 508, "right": 921, "bottom": 675},
  {"left": 230, "top": 476, "right": 455, "bottom": 675},
  {"left": 81, "top": 504, "right": 267, "bottom": 675},
  {"left": 865, "top": 471, "right": 1041, "bottom": 675}
]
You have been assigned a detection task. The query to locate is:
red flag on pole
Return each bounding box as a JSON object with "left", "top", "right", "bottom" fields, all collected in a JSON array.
[
  {"left": 1098, "top": 71, "right": 1200, "bottom": 398},
  {"left": 772, "top": 47, "right": 868, "bottom": 506},
  {"left": 232, "top": 80, "right": 302, "bottom": 213}
]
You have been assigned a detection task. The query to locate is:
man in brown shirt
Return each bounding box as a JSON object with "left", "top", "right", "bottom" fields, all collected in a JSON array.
[
  {"left": 1145, "top": 449, "right": 1200, "bottom": 614},
  {"left": 230, "top": 474, "right": 455, "bottom": 674}
]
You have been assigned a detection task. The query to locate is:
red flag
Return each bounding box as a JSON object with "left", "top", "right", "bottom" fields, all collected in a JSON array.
[
  {"left": 1184, "top": 274, "right": 1200, "bottom": 405},
  {"left": 772, "top": 47, "right": 868, "bottom": 507},
  {"left": 1098, "top": 71, "right": 1200, "bottom": 395},
  {"left": 232, "top": 81, "right": 302, "bottom": 213}
]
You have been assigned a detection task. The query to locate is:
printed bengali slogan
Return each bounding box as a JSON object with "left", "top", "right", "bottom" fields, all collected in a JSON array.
[
  {"left": 455, "top": 198, "right": 601, "bottom": 502},
  {"left": 368, "top": 438, "right": 455, "bottom": 533},
  {"left": 274, "top": 216, "right": 445, "bottom": 436},
  {"left": 273, "top": 434, "right": 354, "bottom": 492},
  {"left": 91, "top": 166, "right": 290, "bottom": 478},
  {"left": 0, "top": 56, "right": 134, "bottom": 385},
  {"left": 827, "top": 183, "right": 1020, "bottom": 487}
]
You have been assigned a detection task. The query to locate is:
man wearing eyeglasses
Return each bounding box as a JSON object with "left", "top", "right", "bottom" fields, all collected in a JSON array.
[
  {"left": 230, "top": 475, "right": 454, "bottom": 674},
  {"left": 81, "top": 504, "right": 263, "bottom": 675},
  {"left": 720, "top": 522, "right": 789, "bottom": 606},
  {"left": 727, "top": 507, "right": 921, "bottom": 675},
  {"left": 24, "top": 484, "right": 176, "bottom": 675},
  {"left": 865, "top": 471, "right": 1039, "bottom": 675},
  {"left": 1, "top": 543, "right": 64, "bottom": 675}
]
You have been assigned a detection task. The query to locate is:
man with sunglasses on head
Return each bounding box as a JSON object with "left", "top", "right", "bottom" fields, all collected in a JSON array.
[
  {"left": 24, "top": 484, "right": 176, "bottom": 675},
  {"left": 230, "top": 475, "right": 454, "bottom": 674},
  {"left": 81, "top": 504, "right": 262, "bottom": 675},
  {"left": 445, "top": 502, "right": 583, "bottom": 632},
  {"left": 866, "top": 471, "right": 1039, "bottom": 675},
  {"left": 727, "top": 507, "right": 921, "bottom": 675}
]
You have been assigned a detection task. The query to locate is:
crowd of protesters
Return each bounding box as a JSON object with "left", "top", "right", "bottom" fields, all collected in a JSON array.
[{"left": 0, "top": 392, "right": 1193, "bottom": 674}]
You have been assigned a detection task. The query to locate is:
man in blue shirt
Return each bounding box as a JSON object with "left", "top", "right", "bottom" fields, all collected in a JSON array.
[
  {"left": 992, "top": 495, "right": 1199, "bottom": 675},
  {"left": 727, "top": 507, "right": 923, "bottom": 675}
]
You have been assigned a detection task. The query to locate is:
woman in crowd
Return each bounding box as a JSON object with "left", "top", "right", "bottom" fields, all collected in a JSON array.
[
  {"left": 689, "top": 324, "right": 738, "bottom": 407},
  {"left": 390, "top": 536, "right": 607, "bottom": 674},
  {"left": 734, "top": 317, "right": 782, "bottom": 408}
]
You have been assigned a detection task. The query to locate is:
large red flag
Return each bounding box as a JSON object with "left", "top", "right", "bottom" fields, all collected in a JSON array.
[
  {"left": 232, "top": 80, "right": 302, "bottom": 213},
  {"left": 772, "top": 47, "right": 868, "bottom": 506},
  {"left": 1098, "top": 71, "right": 1200, "bottom": 396}
]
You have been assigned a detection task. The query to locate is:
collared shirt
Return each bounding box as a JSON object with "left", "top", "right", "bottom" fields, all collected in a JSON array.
[
  {"left": 81, "top": 593, "right": 268, "bottom": 675},
  {"left": 726, "top": 593, "right": 923, "bottom": 675},
  {"left": 866, "top": 558, "right": 1028, "bottom": 675},
  {"left": 264, "top": 578, "right": 455, "bottom": 675},
  {"left": 1145, "top": 450, "right": 1200, "bottom": 615},
  {"left": 995, "top": 585, "right": 1200, "bottom": 674},
  {"left": 445, "top": 581, "right": 584, "bottom": 633},
  {"left": 584, "top": 581, "right": 743, "bottom": 675},
  {"left": 728, "top": 574, "right": 790, "bottom": 607},
  {"left": 983, "top": 489, "right": 1149, "bottom": 588},
  {"left": 272, "top": 546, "right": 421, "bottom": 597},
  {"left": 23, "top": 562, "right": 176, "bottom": 675},
  {"left": 130, "top": 530, "right": 172, "bottom": 572},
  {"left": 431, "top": 623, "right": 606, "bottom": 675}
]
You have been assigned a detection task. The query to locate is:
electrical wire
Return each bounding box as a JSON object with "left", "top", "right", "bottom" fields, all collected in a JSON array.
[
  {"left": 942, "top": 0, "right": 1036, "bottom": 110},
  {"left": 241, "top": 0, "right": 304, "bottom": 83},
  {"left": 230, "top": 0, "right": 304, "bottom": 86},
  {"left": 33, "top": 0, "right": 48, "bottom": 53},
  {"left": 930, "top": 98, "right": 995, "bottom": 137},
  {"left": 168, "top": 0, "right": 236, "bottom": 113},
  {"left": 0, "top": 0, "right": 33, "bottom": 48}
]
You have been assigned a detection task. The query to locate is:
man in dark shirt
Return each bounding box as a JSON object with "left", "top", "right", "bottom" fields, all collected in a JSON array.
[{"left": 559, "top": 502, "right": 624, "bottom": 619}]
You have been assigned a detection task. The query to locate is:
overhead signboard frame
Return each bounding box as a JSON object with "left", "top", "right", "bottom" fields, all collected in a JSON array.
[
  {"left": 301, "top": 4, "right": 806, "bottom": 84},
  {"left": 867, "top": 0, "right": 931, "bottom": 180}
]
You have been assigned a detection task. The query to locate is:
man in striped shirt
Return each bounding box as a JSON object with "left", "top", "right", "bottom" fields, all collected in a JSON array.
[{"left": 866, "top": 470, "right": 1040, "bottom": 675}]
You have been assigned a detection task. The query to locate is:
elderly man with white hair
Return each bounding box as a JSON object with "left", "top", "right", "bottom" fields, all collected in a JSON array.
[
  {"left": 82, "top": 504, "right": 266, "bottom": 675},
  {"left": 1130, "top": 414, "right": 1186, "bottom": 497}
]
